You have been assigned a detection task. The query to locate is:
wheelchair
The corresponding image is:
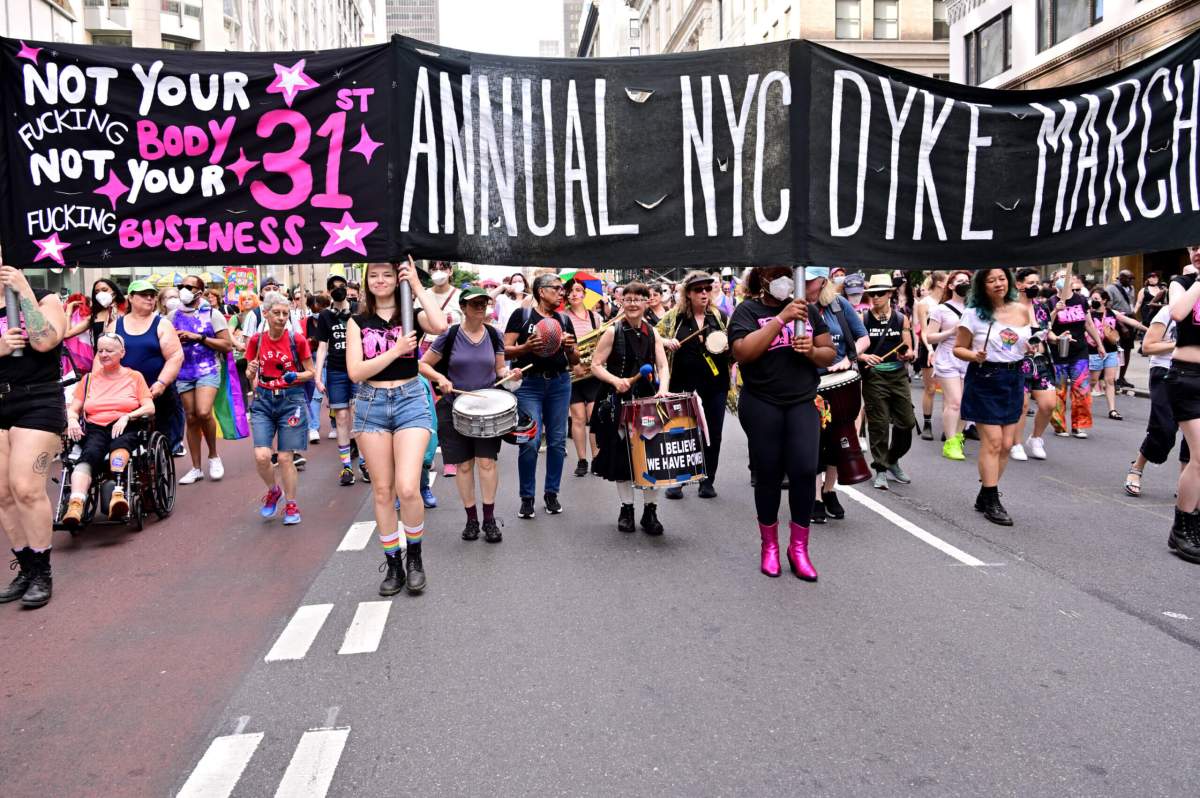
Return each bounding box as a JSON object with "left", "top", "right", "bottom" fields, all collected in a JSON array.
[{"left": 52, "top": 421, "right": 176, "bottom": 533}]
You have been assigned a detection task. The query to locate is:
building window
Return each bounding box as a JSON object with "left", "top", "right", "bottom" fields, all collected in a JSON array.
[
  {"left": 836, "top": 0, "right": 861, "bottom": 39},
  {"left": 873, "top": 0, "right": 898, "bottom": 39},
  {"left": 161, "top": 36, "right": 194, "bottom": 49},
  {"left": 629, "top": 46, "right": 640, "bottom": 56},
  {"left": 965, "top": 9, "right": 1011, "bottom": 85},
  {"left": 1038, "top": 0, "right": 1103, "bottom": 51},
  {"left": 629, "top": 18, "right": 640, "bottom": 39},
  {"left": 90, "top": 33, "right": 132, "bottom": 46},
  {"left": 184, "top": 3, "right": 202, "bottom": 18},
  {"left": 933, "top": 0, "right": 949, "bottom": 39},
  {"left": 161, "top": 0, "right": 180, "bottom": 13}
]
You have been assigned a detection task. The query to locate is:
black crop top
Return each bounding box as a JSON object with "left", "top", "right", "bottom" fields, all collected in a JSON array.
[
  {"left": 1172, "top": 273, "right": 1200, "bottom": 349},
  {"left": 353, "top": 310, "right": 424, "bottom": 382}
]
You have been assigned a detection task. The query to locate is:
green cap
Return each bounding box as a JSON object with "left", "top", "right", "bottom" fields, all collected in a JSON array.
[
  {"left": 458, "top": 285, "right": 491, "bottom": 305},
  {"left": 127, "top": 279, "right": 157, "bottom": 293}
]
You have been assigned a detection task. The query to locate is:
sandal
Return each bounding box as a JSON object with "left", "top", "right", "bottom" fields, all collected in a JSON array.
[
  {"left": 1109, "top": 410, "right": 1123, "bottom": 420},
  {"left": 1124, "top": 463, "right": 1142, "bottom": 497}
]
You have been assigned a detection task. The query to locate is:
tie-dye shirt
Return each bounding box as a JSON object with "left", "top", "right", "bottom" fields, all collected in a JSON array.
[{"left": 353, "top": 310, "right": 424, "bottom": 382}]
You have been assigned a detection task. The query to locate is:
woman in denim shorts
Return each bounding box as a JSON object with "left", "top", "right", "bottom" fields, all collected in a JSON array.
[{"left": 347, "top": 259, "right": 448, "bottom": 597}]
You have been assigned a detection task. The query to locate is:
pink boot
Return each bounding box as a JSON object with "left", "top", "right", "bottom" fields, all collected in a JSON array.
[
  {"left": 758, "top": 522, "right": 781, "bottom": 577},
  {"left": 786, "top": 521, "right": 818, "bottom": 582}
]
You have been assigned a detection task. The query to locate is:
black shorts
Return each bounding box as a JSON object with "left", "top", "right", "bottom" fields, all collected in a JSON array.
[
  {"left": 570, "top": 376, "right": 602, "bottom": 405},
  {"left": 1166, "top": 363, "right": 1200, "bottom": 423},
  {"left": 435, "top": 399, "right": 502, "bottom": 465},
  {"left": 917, "top": 341, "right": 931, "bottom": 370},
  {"left": 0, "top": 384, "right": 66, "bottom": 434},
  {"left": 78, "top": 421, "right": 141, "bottom": 472}
]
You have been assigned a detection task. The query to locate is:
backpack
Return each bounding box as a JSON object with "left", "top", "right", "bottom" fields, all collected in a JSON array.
[{"left": 434, "top": 323, "right": 504, "bottom": 378}]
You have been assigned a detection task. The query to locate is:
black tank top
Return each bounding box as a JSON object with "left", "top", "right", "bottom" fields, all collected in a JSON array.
[
  {"left": 0, "top": 289, "right": 62, "bottom": 386},
  {"left": 612, "top": 321, "right": 657, "bottom": 399},
  {"left": 1173, "top": 273, "right": 1200, "bottom": 349}
]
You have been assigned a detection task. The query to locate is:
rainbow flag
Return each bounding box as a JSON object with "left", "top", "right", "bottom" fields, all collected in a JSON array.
[{"left": 214, "top": 351, "right": 249, "bottom": 440}]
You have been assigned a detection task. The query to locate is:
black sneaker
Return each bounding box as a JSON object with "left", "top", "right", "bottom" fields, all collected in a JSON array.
[
  {"left": 293, "top": 454, "right": 307, "bottom": 472},
  {"left": 697, "top": 481, "right": 717, "bottom": 499},
  {"left": 544, "top": 493, "right": 563, "bottom": 515},
  {"left": 822, "top": 491, "right": 846, "bottom": 520},
  {"left": 617, "top": 504, "right": 635, "bottom": 533},
  {"left": 379, "top": 554, "right": 405, "bottom": 596},
  {"left": 359, "top": 461, "right": 371, "bottom": 484},
  {"left": 574, "top": 459, "right": 589, "bottom": 477},
  {"left": 483, "top": 518, "right": 502, "bottom": 543},
  {"left": 640, "top": 504, "right": 664, "bottom": 536},
  {"left": 518, "top": 497, "right": 535, "bottom": 519},
  {"left": 462, "top": 518, "right": 480, "bottom": 541},
  {"left": 665, "top": 486, "right": 684, "bottom": 500},
  {"left": 339, "top": 466, "right": 356, "bottom": 486},
  {"left": 963, "top": 426, "right": 980, "bottom": 441},
  {"left": 811, "top": 500, "right": 827, "bottom": 524},
  {"left": 405, "top": 543, "right": 426, "bottom": 593}
]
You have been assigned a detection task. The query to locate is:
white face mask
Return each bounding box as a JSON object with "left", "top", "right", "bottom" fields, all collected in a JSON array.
[
  {"left": 511, "top": 281, "right": 524, "bottom": 293},
  {"left": 431, "top": 271, "right": 450, "bottom": 286},
  {"left": 767, "top": 276, "right": 794, "bottom": 302},
  {"left": 94, "top": 291, "right": 113, "bottom": 308},
  {"left": 165, "top": 297, "right": 182, "bottom": 312},
  {"left": 178, "top": 288, "right": 196, "bottom": 306}
]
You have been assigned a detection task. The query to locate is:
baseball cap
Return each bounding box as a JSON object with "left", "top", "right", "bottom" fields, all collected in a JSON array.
[
  {"left": 326, "top": 274, "right": 348, "bottom": 289},
  {"left": 843, "top": 273, "right": 865, "bottom": 294},
  {"left": 458, "top": 285, "right": 491, "bottom": 305},
  {"left": 804, "top": 266, "right": 831, "bottom": 281},
  {"left": 127, "top": 279, "right": 157, "bottom": 294}
]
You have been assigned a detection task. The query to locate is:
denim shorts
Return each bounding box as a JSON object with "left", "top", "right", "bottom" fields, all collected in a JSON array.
[
  {"left": 353, "top": 379, "right": 433, "bottom": 434},
  {"left": 177, "top": 372, "right": 221, "bottom": 393},
  {"left": 250, "top": 386, "right": 309, "bottom": 451},
  {"left": 325, "top": 368, "right": 356, "bottom": 409},
  {"left": 1088, "top": 351, "right": 1120, "bottom": 371}
]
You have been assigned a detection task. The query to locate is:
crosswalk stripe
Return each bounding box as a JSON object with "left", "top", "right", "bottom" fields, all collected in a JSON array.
[
  {"left": 338, "top": 601, "right": 392, "bottom": 655},
  {"left": 265, "top": 604, "right": 334, "bottom": 662},
  {"left": 336, "top": 520, "right": 376, "bottom": 551},
  {"left": 274, "top": 727, "right": 351, "bottom": 798},
  {"left": 176, "top": 732, "right": 264, "bottom": 798}
]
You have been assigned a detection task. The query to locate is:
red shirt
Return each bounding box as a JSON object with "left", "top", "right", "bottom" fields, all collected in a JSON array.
[{"left": 247, "top": 331, "right": 312, "bottom": 389}]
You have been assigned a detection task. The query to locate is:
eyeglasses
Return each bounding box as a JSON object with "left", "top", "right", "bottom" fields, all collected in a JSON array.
[
  {"left": 131, "top": 291, "right": 158, "bottom": 299},
  {"left": 542, "top": 285, "right": 565, "bottom": 293},
  {"left": 623, "top": 296, "right": 647, "bottom": 304},
  {"left": 689, "top": 285, "right": 713, "bottom": 293}
]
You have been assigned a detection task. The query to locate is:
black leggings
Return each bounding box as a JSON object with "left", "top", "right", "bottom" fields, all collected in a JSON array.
[{"left": 738, "top": 392, "right": 819, "bottom": 526}]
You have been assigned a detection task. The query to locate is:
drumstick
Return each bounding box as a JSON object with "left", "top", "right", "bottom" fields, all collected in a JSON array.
[
  {"left": 675, "top": 327, "right": 706, "bottom": 347},
  {"left": 865, "top": 341, "right": 908, "bottom": 366}
]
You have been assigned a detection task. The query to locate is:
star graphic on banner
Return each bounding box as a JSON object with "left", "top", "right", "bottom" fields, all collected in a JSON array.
[
  {"left": 225, "top": 148, "right": 259, "bottom": 185},
  {"left": 93, "top": 170, "right": 129, "bottom": 210},
  {"left": 101, "top": 248, "right": 112, "bottom": 260},
  {"left": 16, "top": 41, "right": 41, "bottom": 64},
  {"left": 32, "top": 233, "right": 70, "bottom": 266},
  {"left": 349, "top": 125, "right": 383, "bottom": 164},
  {"left": 319, "top": 212, "right": 378, "bottom": 258},
  {"left": 266, "top": 59, "right": 319, "bottom": 107},
  {"left": 333, "top": 68, "right": 343, "bottom": 80}
]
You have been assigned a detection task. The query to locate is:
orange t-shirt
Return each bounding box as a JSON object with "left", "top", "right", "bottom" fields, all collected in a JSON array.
[{"left": 82, "top": 366, "right": 152, "bottom": 426}]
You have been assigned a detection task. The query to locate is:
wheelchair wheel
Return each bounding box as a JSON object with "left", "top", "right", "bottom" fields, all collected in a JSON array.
[
  {"left": 149, "top": 432, "right": 176, "bottom": 520},
  {"left": 128, "top": 492, "right": 144, "bottom": 532}
]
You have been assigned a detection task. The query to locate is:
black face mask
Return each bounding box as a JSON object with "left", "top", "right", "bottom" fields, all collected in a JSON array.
[
  {"left": 953, "top": 283, "right": 969, "bottom": 298},
  {"left": 1024, "top": 286, "right": 1041, "bottom": 299},
  {"left": 1090, "top": 299, "right": 1103, "bottom": 310},
  {"left": 330, "top": 286, "right": 348, "bottom": 303},
  {"left": 1041, "top": 287, "right": 1058, "bottom": 300}
]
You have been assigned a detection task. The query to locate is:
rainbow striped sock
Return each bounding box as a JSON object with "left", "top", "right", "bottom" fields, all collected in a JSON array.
[
  {"left": 338, "top": 444, "right": 352, "bottom": 469},
  {"left": 404, "top": 523, "right": 424, "bottom": 546},
  {"left": 379, "top": 527, "right": 402, "bottom": 557}
]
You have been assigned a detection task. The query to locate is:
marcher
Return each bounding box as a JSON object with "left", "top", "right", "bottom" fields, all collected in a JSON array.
[
  {"left": 503, "top": 273, "right": 579, "bottom": 520},
  {"left": 1012, "top": 268, "right": 1055, "bottom": 461},
  {"left": 305, "top": 293, "right": 331, "bottom": 444},
  {"left": 645, "top": 284, "right": 666, "bottom": 326},
  {"left": 169, "top": 274, "right": 233, "bottom": 484},
  {"left": 116, "top": 280, "right": 184, "bottom": 456},
  {"left": 590, "top": 282, "right": 671, "bottom": 534},
  {"left": 925, "top": 270, "right": 972, "bottom": 459},
  {"left": 0, "top": 266, "right": 67, "bottom": 609},
  {"left": 859, "top": 274, "right": 917, "bottom": 490},
  {"left": 1125, "top": 304, "right": 1189, "bottom": 497},
  {"left": 565, "top": 280, "right": 602, "bottom": 477},
  {"left": 954, "top": 268, "right": 1033, "bottom": 526},
  {"left": 421, "top": 286, "right": 520, "bottom": 543},
  {"left": 659, "top": 271, "right": 731, "bottom": 500},
  {"left": 315, "top": 274, "right": 366, "bottom": 486},
  {"left": 1166, "top": 256, "right": 1200, "bottom": 562},
  {"left": 1087, "top": 287, "right": 1145, "bottom": 421},
  {"left": 729, "top": 266, "right": 836, "bottom": 581},
  {"left": 1049, "top": 269, "right": 1105, "bottom": 439},
  {"left": 915, "top": 271, "right": 947, "bottom": 440},
  {"left": 1105, "top": 269, "right": 1137, "bottom": 390},
  {"left": 1136, "top": 271, "right": 1165, "bottom": 326},
  {"left": 347, "top": 259, "right": 448, "bottom": 596},
  {"left": 65, "top": 278, "right": 125, "bottom": 355},
  {"left": 62, "top": 334, "right": 156, "bottom": 525}
]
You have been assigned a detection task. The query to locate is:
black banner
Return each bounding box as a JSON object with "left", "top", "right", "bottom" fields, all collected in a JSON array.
[{"left": 1, "top": 32, "right": 1199, "bottom": 269}]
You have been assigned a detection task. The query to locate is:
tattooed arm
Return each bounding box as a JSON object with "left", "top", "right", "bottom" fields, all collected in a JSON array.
[{"left": 0, "top": 266, "right": 65, "bottom": 353}]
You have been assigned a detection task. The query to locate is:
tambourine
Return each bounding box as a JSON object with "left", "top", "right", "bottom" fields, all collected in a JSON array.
[{"left": 704, "top": 330, "right": 729, "bottom": 354}]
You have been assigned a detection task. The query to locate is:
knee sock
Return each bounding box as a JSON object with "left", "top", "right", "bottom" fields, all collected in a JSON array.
[
  {"left": 404, "top": 522, "right": 424, "bottom": 547},
  {"left": 483, "top": 503, "right": 495, "bottom": 521},
  {"left": 338, "top": 444, "right": 352, "bottom": 469},
  {"left": 379, "top": 527, "right": 402, "bottom": 558},
  {"left": 465, "top": 505, "right": 478, "bottom": 523}
]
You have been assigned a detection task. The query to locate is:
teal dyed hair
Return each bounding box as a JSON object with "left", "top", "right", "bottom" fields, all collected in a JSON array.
[{"left": 966, "top": 268, "right": 1018, "bottom": 322}]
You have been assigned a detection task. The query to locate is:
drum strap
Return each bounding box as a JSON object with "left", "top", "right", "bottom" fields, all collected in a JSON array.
[
  {"left": 436, "top": 323, "right": 503, "bottom": 378},
  {"left": 830, "top": 299, "right": 859, "bottom": 365}
]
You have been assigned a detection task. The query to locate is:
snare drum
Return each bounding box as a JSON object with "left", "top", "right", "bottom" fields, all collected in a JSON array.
[
  {"left": 452, "top": 389, "right": 519, "bottom": 439},
  {"left": 623, "top": 392, "right": 707, "bottom": 489},
  {"left": 816, "top": 370, "right": 871, "bottom": 485}
]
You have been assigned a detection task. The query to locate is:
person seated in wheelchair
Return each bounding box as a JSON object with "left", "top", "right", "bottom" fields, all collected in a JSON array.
[{"left": 62, "top": 333, "right": 155, "bottom": 527}]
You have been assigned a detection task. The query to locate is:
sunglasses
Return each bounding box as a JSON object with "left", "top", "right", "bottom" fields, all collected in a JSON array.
[
  {"left": 131, "top": 291, "right": 158, "bottom": 298},
  {"left": 464, "top": 299, "right": 491, "bottom": 309},
  {"left": 689, "top": 285, "right": 714, "bottom": 293}
]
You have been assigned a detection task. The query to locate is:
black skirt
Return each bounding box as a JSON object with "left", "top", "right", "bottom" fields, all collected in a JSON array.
[{"left": 961, "top": 362, "right": 1025, "bottom": 426}]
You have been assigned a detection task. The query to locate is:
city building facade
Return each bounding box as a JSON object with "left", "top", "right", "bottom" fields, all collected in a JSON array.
[
  {"left": 385, "top": 0, "right": 437, "bottom": 42},
  {"left": 563, "top": 0, "right": 586, "bottom": 54},
  {"left": 577, "top": 0, "right": 643, "bottom": 56}
]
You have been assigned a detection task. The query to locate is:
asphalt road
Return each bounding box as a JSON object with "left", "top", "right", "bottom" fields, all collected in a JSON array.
[{"left": 3, "top": 378, "right": 1199, "bottom": 797}]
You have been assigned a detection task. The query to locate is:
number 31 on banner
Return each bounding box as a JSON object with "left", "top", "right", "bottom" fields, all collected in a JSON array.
[{"left": 251, "top": 110, "right": 351, "bottom": 211}]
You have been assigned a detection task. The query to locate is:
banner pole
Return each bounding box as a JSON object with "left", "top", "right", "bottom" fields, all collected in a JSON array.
[
  {"left": 792, "top": 265, "right": 806, "bottom": 338},
  {"left": 0, "top": 246, "right": 22, "bottom": 359},
  {"left": 399, "top": 257, "right": 414, "bottom": 336}
]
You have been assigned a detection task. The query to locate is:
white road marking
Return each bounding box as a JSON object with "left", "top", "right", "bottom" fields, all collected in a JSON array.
[
  {"left": 233, "top": 716, "right": 251, "bottom": 734},
  {"left": 836, "top": 486, "right": 989, "bottom": 567},
  {"left": 338, "top": 601, "right": 392, "bottom": 655},
  {"left": 176, "top": 732, "right": 264, "bottom": 798},
  {"left": 265, "top": 604, "right": 334, "bottom": 662},
  {"left": 336, "top": 521, "right": 376, "bottom": 551},
  {"left": 1163, "top": 611, "right": 1192, "bottom": 620},
  {"left": 274, "top": 727, "right": 351, "bottom": 798}
]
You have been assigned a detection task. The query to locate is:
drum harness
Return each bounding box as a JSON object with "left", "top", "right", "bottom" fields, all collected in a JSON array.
[
  {"left": 593, "top": 319, "right": 655, "bottom": 431},
  {"left": 828, "top": 298, "right": 859, "bottom": 370},
  {"left": 432, "top": 323, "right": 505, "bottom": 394}
]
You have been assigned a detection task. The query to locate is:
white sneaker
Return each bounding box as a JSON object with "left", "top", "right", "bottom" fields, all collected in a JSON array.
[
  {"left": 208, "top": 457, "right": 224, "bottom": 481},
  {"left": 1026, "top": 436, "right": 1047, "bottom": 460},
  {"left": 328, "top": 429, "right": 338, "bottom": 439},
  {"left": 1009, "top": 443, "right": 1028, "bottom": 461},
  {"left": 308, "top": 429, "right": 320, "bottom": 443},
  {"left": 1072, "top": 429, "right": 1089, "bottom": 439},
  {"left": 179, "top": 467, "right": 204, "bottom": 485}
]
